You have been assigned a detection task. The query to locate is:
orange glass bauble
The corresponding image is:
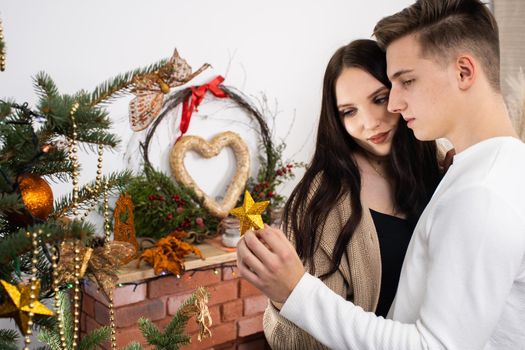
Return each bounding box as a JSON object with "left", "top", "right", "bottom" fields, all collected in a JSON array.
[{"left": 17, "top": 174, "right": 54, "bottom": 220}]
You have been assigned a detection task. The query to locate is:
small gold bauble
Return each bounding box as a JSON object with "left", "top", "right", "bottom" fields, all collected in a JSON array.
[{"left": 18, "top": 174, "right": 54, "bottom": 220}]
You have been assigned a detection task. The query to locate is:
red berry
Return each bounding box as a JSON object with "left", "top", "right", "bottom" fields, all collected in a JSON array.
[{"left": 195, "top": 217, "right": 205, "bottom": 228}]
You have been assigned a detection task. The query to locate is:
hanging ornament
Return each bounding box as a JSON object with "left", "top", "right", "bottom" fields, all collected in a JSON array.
[
  {"left": 55, "top": 239, "right": 135, "bottom": 300},
  {"left": 113, "top": 193, "right": 138, "bottom": 263},
  {"left": 0, "top": 279, "right": 54, "bottom": 335},
  {"left": 230, "top": 191, "right": 269, "bottom": 235},
  {"left": 54, "top": 240, "right": 93, "bottom": 285},
  {"left": 18, "top": 174, "right": 54, "bottom": 220}
]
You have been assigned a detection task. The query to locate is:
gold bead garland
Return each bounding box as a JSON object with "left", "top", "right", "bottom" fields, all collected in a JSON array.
[
  {"left": 67, "top": 102, "right": 116, "bottom": 349},
  {"left": 51, "top": 245, "right": 68, "bottom": 349},
  {"left": 23, "top": 230, "right": 40, "bottom": 349},
  {"left": 0, "top": 18, "right": 5, "bottom": 71},
  {"left": 69, "top": 102, "right": 81, "bottom": 349},
  {"left": 103, "top": 179, "right": 117, "bottom": 348}
]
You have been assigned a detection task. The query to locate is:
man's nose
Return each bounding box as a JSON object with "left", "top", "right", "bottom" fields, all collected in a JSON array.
[{"left": 387, "top": 87, "right": 406, "bottom": 114}]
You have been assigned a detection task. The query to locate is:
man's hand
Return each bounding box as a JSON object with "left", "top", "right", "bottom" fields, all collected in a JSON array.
[{"left": 236, "top": 225, "right": 306, "bottom": 304}]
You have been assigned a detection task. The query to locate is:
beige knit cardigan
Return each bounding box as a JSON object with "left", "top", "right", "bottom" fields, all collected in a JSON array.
[{"left": 263, "top": 177, "right": 382, "bottom": 350}]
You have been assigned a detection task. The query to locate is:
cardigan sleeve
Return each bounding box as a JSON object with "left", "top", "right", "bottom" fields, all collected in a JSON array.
[
  {"left": 263, "top": 231, "right": 348, "bottom": 349},
  {"left": 263, "top": 300, "right": 331, "bottom": 350},
  {"left": 280, "top": 186, "right": 525, "bottom": 350},
  {"left": 263, "top": 175, "right": 351, "bottom": 349}
]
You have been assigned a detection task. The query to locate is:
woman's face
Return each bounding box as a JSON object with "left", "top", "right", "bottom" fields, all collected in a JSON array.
[{"left": 335, "top": 67, "right": 401, "bottom": 156}]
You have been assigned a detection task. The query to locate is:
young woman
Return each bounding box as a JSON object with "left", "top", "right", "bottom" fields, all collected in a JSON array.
[{"left": 263, "top": 39, "right": 444, "bottom": 349}]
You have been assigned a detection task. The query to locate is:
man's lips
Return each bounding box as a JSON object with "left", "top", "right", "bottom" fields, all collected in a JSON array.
[{"left": 405, "top": 118, "right": 416, "bottom": 127}]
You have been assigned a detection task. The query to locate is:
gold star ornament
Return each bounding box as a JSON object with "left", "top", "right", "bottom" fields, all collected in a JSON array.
[
  {"left": 230, "top": 191, "right": 269, "bottom": 235},
  {"left": 0, "top": 279, "right": 54, "bottom": 335}
]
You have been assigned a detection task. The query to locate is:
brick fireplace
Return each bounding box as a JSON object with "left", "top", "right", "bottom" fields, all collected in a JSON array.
[{"left": 80, "top": 240, "right": 270, "bottom": 349}]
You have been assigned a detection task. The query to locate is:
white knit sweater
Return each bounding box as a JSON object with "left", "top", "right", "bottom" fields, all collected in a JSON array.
[{"left": 281, "top": 137, "right": 525, "bottom": 350}]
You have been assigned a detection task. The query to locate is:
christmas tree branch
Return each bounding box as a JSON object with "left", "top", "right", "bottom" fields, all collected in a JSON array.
[
  {"left": 0, "top": 329, "right": 19, "bottom": 350},
  {"left": 38, "top": 291, "right": 111, "bottom": 350},
  {"left": 0, "top": 219, "right": 95, "bottom": 266},
  {"left": 90, "top": 59, "right": 168, "bottom": 106},
  {"left": 52, "top": 170, "right": 133, "bottom": 219}
]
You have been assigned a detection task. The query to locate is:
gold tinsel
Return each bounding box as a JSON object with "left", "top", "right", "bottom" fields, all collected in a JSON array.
[{"left": 18, "top": 174, "right": 54, "bottom": 220}]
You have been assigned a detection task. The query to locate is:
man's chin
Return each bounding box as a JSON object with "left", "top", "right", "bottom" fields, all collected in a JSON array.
[{"left": 412, "top": 129, "right": 437, "bottom": 142}]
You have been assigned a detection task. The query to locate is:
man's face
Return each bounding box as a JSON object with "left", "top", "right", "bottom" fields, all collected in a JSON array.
[{"left": 386, "top": 34, "right": 458, "bottom": 141}]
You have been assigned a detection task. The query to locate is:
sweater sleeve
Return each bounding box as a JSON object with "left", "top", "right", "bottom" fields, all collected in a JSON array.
[
  {"left": 263, "top": 300, "right": 330, "bottom": 350},
  {"left": 280, "top": 186, "right": 525, "bottom": 350},
  {"left": 263, "top": 174, "right": 352, "bottom": 349}
]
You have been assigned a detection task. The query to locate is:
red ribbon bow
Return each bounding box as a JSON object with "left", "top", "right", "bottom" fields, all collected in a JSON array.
[{"left": 178, "top": 75, "right": 228, "bottom": 141}]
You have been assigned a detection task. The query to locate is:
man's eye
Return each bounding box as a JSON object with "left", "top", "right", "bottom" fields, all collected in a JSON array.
[{"left": 402, "top": 79, "right": 415, "bottom": 87}]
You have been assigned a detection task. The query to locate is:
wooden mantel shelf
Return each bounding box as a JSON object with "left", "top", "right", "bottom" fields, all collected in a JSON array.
[{"left": 116, "top": 237, "right": 237, "bottom": 284}]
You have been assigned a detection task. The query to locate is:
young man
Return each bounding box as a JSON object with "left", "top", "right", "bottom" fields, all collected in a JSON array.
[{"left": 236, "top": 0, "right": 525, "bottom": 349}]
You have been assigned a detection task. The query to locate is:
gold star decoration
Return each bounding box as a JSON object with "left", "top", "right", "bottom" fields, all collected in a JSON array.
[
  {"left": 0, "top": 279, "right": 54, "bottom": 335},
  {"left": 230, "top": 191, "right": 269, "bottom": 235}
]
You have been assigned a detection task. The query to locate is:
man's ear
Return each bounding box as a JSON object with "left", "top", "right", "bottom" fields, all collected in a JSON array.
[{"left": 456, "top": 54, "right": 476, "bottom": 90}]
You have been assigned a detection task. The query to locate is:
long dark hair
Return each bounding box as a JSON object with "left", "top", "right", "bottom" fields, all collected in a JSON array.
[{"left": 283, "top": 39, "right": 442, "bottom": 278}]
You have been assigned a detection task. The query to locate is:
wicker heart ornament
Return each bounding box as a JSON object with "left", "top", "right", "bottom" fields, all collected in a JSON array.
[{"left": 170, "top": 132, "right": 250, "bottom": 218}]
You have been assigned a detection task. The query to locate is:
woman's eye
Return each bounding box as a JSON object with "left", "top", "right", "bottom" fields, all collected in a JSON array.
[
  {"left": 340, "top": 109, "right": 357, "bottom": 118},
  {"left": 374, "top": 95, "right": 389, "bottom": 105},
  {"left": 402, "top": 79, "right": 415, "bottom": 87}
]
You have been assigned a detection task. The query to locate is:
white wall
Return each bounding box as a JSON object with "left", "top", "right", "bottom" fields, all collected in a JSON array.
[{"left": 0, "top": 0, "right": 413, "bottom": 341}]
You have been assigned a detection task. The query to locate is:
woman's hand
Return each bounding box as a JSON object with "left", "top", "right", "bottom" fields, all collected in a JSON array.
[{"left": 236, "top": 225, "right": 305, "bottom": 304}]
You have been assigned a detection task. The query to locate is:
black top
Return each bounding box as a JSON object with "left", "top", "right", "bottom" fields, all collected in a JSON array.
[{"left": 369, "top": 208, "right": 414, "bottom": 318}]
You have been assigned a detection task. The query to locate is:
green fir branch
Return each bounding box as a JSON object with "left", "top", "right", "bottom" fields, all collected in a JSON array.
[
  {"left": 0, "top": 219, "right": 95, "bottom": 265},
  {"left": 136, "top": 287, "right": 208, "bottom": 349},
  {"left": 138, "top": 317, "right": 163, "bottom": 343},
  {"left": 90, "top": 59, "right": 168, "bottom": 106},
  {"left": 0, "top": 329, "right": 19, "bottom": 350},
  {"left": 78, "top": 326, "right": 112, "bottom": 350},
  {"left": 33, "top": 72, "right": 60, "bottom": 99},
  {"left": 38, "top": 291, "right": 111, "bottom": 350},
  {"left": 0, "top": 99, "right": 13, "bottom": 119},
  {"left": 0, "top": 192, "right": 24, "bottom": 213},
  {"left": 52, "top": 170, "right": 133, "bottom": 218},
  {"left": 122, "top": 343, "right": 144, "bottom": 350}
]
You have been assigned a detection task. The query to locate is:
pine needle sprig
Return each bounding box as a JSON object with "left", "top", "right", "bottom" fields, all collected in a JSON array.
[
  {"left": 122, "top": 287, "right": 210, "bottom": 350},
  {"left": 0, "top": 329, "right": 19, "bottom": 350},
  {"left": 38, "top": 291, "right": 111, "bottom": 350},
  {"left": 0, "top": 219, "right": 95, "bottom": 266},
  {"left": 52, "top": 170, "right": 133, "bottom": 218},
  {"left": 90, "top": 59, "right": 168, "bottom": 106},
  {"left": 33, "top": 72, "right": 60, "bottom": 99}
]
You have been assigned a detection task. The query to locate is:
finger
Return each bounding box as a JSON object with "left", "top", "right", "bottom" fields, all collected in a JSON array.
[
  {"left": 244, "top": 230, "right": 276, "bottom": 268},
  {"left": 239, "top": 231, "right": 269, "bottom": 276},
  {"left": 257, "top": 225, "right": 291, "bottom": 256},
  {"left": 236, "top": 245, "right": 261, "bottom": 283}
]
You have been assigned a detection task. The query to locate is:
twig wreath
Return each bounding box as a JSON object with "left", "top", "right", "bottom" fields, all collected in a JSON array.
[{"left": 139, "top": 77, "right": 278, "bottom": 187}]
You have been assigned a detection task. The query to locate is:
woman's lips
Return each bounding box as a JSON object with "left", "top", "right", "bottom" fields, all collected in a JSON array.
[{"left": 368, "top": 130, "right": 391, "bottom": 144}]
